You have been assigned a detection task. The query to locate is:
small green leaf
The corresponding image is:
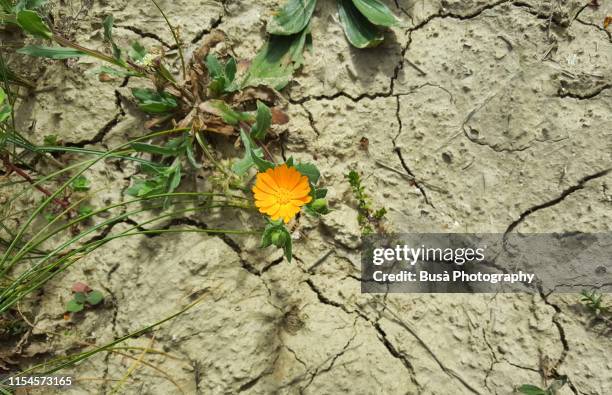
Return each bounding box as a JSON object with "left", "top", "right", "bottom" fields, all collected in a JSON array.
[
  {"left": 15, "top": 0, "right": 47, "bottom": 12},
  {"left": 78, "top": 205, "right": 94, "bottom": 217},
  {"left": 251, "top": 101, "right": 272, "bottom": 140},
  {"left": 294, "top": 162, "right": 320, "bottom": 184},
  {"left": 205, "top": 53, "right": 223, "bottom": 78},
  {"left": 251, "top": 149, "right": 274, "bottom": 172},
  {"left": 338, "top": 0, "right": 384, "bottom": 48},
  {"left": 131, "top": 88, "right": 177, "bottom": 114},
  {"left": 0, "top": 87, "right": 10, "bottom": 123},
  {"left": 71, "top": 175, "right": 91, "bottom": 192},
  {"left": 314, "top": 188, "right": 327, "bottom": 199},
  {"left": 129, "top": 42, "right": 147, "bottom": 62},
  {"left": 16, "top": 10, "right": 51, "bottom": 39},
  {"left": 260, "top": 221, "right": 292, "bottom": 262},
  {"left": 233, "top": 130, "right": 267, "bottom": 175},
  {"left": 242, "top": 26, "right": 310, "bottom": 90},
  {"left": 17, "top": 45, "right": 86, "bottom": 59},
  {"left": 517, "top": 385, "right": 547, "bottom": 395},
  {"left": 203, "top": 100, "right": 252, "bottom": 125},
  {"left": 102, "top": 15, "right": 122, "bottom": 61},
  {"left": 66, "top": 299, "right": 84, "bottom": 313},
  {"left": 225, "top": 57, "right": 237, "bottom": 82},
  {"left": 86, "top": 290, "right": 104, "bottom": 305},
  {"left": 74, "top": 292, "right": 87, "bottom": 303},
  {"left": 267, "top": 0, "right": 317, "bottom": 35},
  {"left": 351, "top": 0, "right": 400, "bottom": 27},
  {"left": 43, "top": 134, "right": 58, "bottom": 145}
]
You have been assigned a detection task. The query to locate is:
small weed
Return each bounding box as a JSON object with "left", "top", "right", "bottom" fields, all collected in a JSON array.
[
  {"left": 516, "top": 376, "right": 567, "bottom": 395},
  {"left": 65, "top": 282, "right": 104, "bottom": 314},
  {"left": 346, "top": 170, "right": 386, "bottom": 235}
]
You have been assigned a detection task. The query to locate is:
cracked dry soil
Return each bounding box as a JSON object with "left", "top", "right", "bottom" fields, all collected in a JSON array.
[{"left": 9, "top": 0, "right": 612, "bottom": 394}]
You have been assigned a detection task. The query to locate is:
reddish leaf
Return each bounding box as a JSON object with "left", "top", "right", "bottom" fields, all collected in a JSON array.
[{"left": 72, "top": 282, "right": 91, "bottom": 293}]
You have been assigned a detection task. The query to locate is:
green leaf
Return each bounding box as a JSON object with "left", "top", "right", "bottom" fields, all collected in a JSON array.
[
  {"left": 517, "top": 385, "right": 547, "bottom": 395},
  {"left": 251, "top": 101, "right": 272, "bottom": 140},
  {"left": 242, "top": 26, "right": 310, "bottom": 90},
  {"left": 16, "top": 10, "right": 51, "bottom": 39},
  {"left": 129, "top": 41, "right": 147, "bottom": 62},
  {"left": 103, "top": 15, "right": 122, "bottom": 62},
  {"left": 260, "top": 221, "right": 292, "bottom": 262},
  {"left": 131, "top": 88, "right": 177, "bottom": 114},
  {"left": 15, "top": 0, "right": 47, "bottom": 12},
  {"left": 0, "top": 87, "right": 10, "bottom": 123},
  {"left": 86, "top": 290, "right": 104, "bottom": 305},
  {"left": 126, "top": 177, "right": 165, "bottom": 197},
  {"left": 74, "top": 292, "right": 87, "bottom": 303},
  {"left": 71, "top": 175, "right": 91, "bottom": 192},
  {"left": 351, "top": 0, "right": 400, "bottom": 27},
  {"left": 294, "top": 162, "right": 320, "bottom": 184},
  {"left": 17, "top": 45, "right": 86, "bottom": 59},
  {"left": 204, "top": 100, "right": 252, "bottom": 125},
  {"left": 338, "top": 0, "right": 384, "bottom": 48},
  {"left": 232, "top": 130, "right": 267, "bottom": 175},
  {"left": 314, "top": 188, "right": 327, "bottom": 199},
  {"left": 166, "top": 162, "right": 182, "bottom": 193},
  {"left": 78, "top": 204, "right": 94, "bottom": 217},
  {"left": 252, "top": 150, "right": 274, "bottom": 172},
  {"left": 267, "top": 0, "right": 317, "bottom": 35},
  {"left": 66, "top": 299, "right": 84, "bottom": 313},
  {"left": 205, "top": 54, "right": 223, "bottom": 78},
  {"left": 224, "top": 57, "right": 237, "bottom": 82}
]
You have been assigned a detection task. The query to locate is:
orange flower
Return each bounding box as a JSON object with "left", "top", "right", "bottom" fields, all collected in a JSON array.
[{"left": 253, "top": 164, "right": 312, "bottom": 223}]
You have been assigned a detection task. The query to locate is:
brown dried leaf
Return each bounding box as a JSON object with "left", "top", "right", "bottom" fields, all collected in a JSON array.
[
  {"left": 271, "top": 107, "right": 290, "bottom": 125},
  {"left": 604, "top": 16, "right": 612, "bottom": 29}
]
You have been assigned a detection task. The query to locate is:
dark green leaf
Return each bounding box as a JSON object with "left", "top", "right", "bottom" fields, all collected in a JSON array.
[
  {"left": 131, "top": 88, "right": 177, "bottom": 114},
  {"left": 74, "top": 292, "right": 87, "bottom": 303},
  {"left": 126, "top": 176, "right": 166, "bottom": 197},
  {"left": 16, "top": 10, "right": 51, "bottom": 39},
  {"left": 267, "top": 0, "right": 317, "bottom": 35},
  {"left": 338, "top": 0, "right": 384, "bottom": 48},
  {"left": 242, "top": 27, "right": 310, "bottom": 90},
  {"left": 251, "top": 100, "right": 272, "bottom": 140},
  {"left": 66, "top": 299, "right": 84, "bottom": 313},
  {"left": 294, "top": 162, "right": 320, "bottom": 184},
  {"left": 17, "top": 45, "right": 86, "bottom": 59},
  {"left": 86, "top": 290, "right": 104, "bottom": 305},
  {"left": 166, "top": 162, "right": 182, "bottom": 193},
  {"left": 225, "top": 57, "right": 237, "bottom": 82},
  {"left": 314, "top": 188, "right": 327, "bottom": 199},
  {"left": 351, "top": 0, "right": 400, "bottom": 27}
]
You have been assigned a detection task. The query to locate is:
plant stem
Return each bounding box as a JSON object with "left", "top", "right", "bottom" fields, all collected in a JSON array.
[{"left": 1, "top": 154, "right": 71, "bottom": 211}]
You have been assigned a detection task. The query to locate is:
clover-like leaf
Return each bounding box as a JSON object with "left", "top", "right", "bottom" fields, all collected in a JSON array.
[{"left": 86, "top": 290, "right": 104, "bottom": 305}]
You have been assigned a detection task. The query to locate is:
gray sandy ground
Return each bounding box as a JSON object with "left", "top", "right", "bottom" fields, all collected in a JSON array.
[{"left": 7, "top": 0, "right": 612, "bottom": 394}]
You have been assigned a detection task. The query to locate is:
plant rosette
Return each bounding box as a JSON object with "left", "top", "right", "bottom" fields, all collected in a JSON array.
[{"left": 65, "top": 282, "right": 104, "bottom": 314}]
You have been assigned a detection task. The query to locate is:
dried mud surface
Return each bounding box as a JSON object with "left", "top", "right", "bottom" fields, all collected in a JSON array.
[{"left": 10, "top": 0, "right": 612, "bottom": 394}]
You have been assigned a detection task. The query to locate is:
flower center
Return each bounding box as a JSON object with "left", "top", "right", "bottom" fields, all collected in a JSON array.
[{"left": 275, "top": 189, "right": 293, "bottom": 205}]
